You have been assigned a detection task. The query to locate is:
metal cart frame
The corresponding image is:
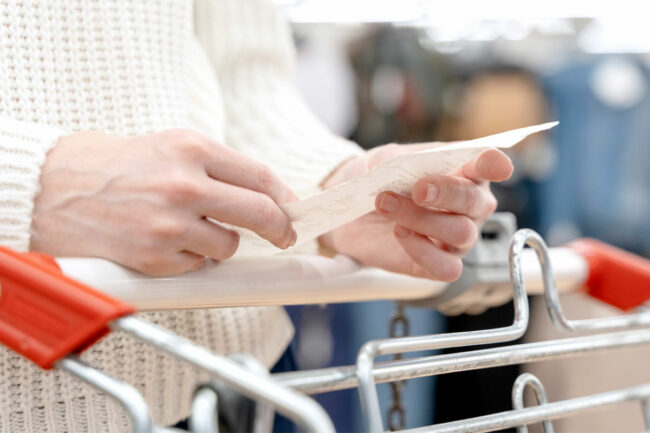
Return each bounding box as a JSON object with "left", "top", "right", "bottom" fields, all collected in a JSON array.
[{"left": 1, "top": 224, "right": 649, "bottom": 432}]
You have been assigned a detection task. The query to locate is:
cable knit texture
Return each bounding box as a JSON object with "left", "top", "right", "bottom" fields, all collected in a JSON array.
[
  {"left": 194, "top": 0, "right": 363, "bottom": 199},
  {"left": 0, "top": 119, "right": 63, "bottom": 252},
  {"left": 0, "top": 0, "right": 362, "bottom": 431}
]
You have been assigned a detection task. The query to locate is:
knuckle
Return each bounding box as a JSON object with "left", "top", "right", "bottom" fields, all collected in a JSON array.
[
  {"left": 148, "top": 216, "right": 187, "bottom": 240},
  {"left": 464, "top": 184, "right": 480, "bottom": 215},
  {"left": 485, "top": 195, "right": 498, "bottom": 216},
  {"left": 163, "top": 174, "right": 204, "bottom": 203},
  {"left": 253, "top": 196, "right": 276, "bottom": 224},
  {"left": 436, "top": 257, "right": 463, "bottom": 282},
  {"left": 182, "top": 141, "right": 207, "bottom": 160},
  {"left": 192, "top": 255, "right": 207, "bottom": 269},
  {"left": 132, "top": 250, "right": 168, "bottom": 276},
  {"left": 255, "top": 164, "right": 277, "bottom": 194},
  {"left": 252, "top": 196, "right": 283, "bottom": 231},
  {"left": 179, "top": 257, "right": 205, "bottom": 274},
  {"left": 455, "top": 216, "right": 478, "bottom": 247},
  {"left": 409, "top": 262, "right": 431, "bottom": 279},
  {"left": 252, "top": 198, "right": 292, "bottom": 245},
  {"left": 164, "top": 129, "right": 208, "bottom": 158}
]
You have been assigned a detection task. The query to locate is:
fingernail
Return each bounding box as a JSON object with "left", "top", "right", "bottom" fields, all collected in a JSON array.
[
  {"left": 394, "top": 225, "right": 411, "bottom": 238},
  {"left": 378, "top": 193, "right": 402, "bottom": 213},
  {"left": 288, "top": 229, "right": 297, "bottom": 247},
  {"left": 425, "top": 184, "right": 438, "bottom": 203}
]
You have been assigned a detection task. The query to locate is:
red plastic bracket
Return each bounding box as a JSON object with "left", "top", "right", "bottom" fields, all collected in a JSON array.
[
  {"left": 0, "top": 247, "right": 135, "bottom": 369},
  {"left": 568, "top": 239, "right": 650, "bottom": 311}
]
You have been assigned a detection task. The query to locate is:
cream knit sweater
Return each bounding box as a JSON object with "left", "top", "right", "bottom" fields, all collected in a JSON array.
[{"left": 0, "top": 0, "right": 362, "bottom": 431}]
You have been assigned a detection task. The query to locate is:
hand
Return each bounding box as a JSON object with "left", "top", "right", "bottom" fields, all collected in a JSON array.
[
  {"left": 31, "top": 130, "right": 297, "bottom": 275},
  {"left": 320, "top": 143, "right": 513, "bottom": 282}
]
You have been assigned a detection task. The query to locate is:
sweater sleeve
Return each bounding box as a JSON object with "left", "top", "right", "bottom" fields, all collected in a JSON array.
[
  {"left": 193, "top": 0, "right": 364, "bottom": 198},
  {"left": 0, "top": 117, "right": 64, "bottom": 251}
]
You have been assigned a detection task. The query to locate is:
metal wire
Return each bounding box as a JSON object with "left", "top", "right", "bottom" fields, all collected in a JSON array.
[
  {"left": 111, "top": 316, "right": 334, "bottom": 433},
  {"left": 401, "top": 383, "right": 650, "bottom": 433},
  {"left": 642, "top": 398, "right": 650, "bottom": 432},
  {"left": 229, "top": 353, "right": 276, "bottom": 433},
  {"left": 271, "top": 228, "right": 650, "bottom": 432},
  {"left": 511, "top": 373, "right": 554, "bottom": 433},
  {"left": 189, "top": 354, "right": 275, "bottom": 433},
  {"left": 273, "top": 327, "right": 650, "bottom": 394},
  {"left": 542, "top": 255, "right": 650, "bottom": 333},
  {"left": 189, "top": 386, "right": 219, "bottom": 433},
  {"left": 57, "top": 356, "right": 153, "bottom": 433},
  {"left": 51, "top": 228, "right": 650, "bottom": 432},
  {"left": 355, "top": 229, "right": 545, "bottom": 432}
]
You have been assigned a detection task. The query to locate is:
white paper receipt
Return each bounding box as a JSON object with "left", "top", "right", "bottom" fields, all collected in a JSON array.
[{"left": 234, "top": 122, "right": 558, "bottom": 257}]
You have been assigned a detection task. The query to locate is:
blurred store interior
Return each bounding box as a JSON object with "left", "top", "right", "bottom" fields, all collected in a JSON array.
[{"left": 272, "top": 1, "right": 650, "bottom": 432}]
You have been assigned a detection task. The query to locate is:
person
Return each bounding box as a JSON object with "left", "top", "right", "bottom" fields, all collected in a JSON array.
[{"left": 0, "top": 0, "right": 512, "bottom": 431}]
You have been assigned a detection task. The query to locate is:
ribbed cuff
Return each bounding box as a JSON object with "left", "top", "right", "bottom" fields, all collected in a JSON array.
[{"left": 0, "top": 117, "right": 65, "bottom": 251}]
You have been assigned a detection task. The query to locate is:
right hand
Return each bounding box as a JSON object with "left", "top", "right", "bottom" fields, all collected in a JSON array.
[{"left": 30, "top": 130, "right": 298, "bottom": 275}]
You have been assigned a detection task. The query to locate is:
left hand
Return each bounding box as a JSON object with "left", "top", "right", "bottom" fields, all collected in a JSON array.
[{"left": 319, "top": 143, "right": 513, "bottom": 282}]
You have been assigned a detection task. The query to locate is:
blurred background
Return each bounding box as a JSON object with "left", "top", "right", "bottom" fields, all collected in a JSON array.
[{"left": 274, "top": 1, "right": 650, "bottom": 431}]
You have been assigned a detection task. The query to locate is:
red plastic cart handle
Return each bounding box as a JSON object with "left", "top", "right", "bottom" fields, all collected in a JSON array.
[
  {"left": 0, "top": 247, "right": 135, "bottom": 369},
  {"left": 569, "top": 239, "right": 650, "bottom": 311}
]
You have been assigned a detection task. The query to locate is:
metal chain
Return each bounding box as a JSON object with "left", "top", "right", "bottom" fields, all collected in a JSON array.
[{"left": 387, "top": 302, "right": 410, "bottom": 431}]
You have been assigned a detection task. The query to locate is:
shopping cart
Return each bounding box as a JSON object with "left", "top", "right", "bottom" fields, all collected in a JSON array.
[{"left": 1, "top": 214, "right": 649, "bottom": 432}]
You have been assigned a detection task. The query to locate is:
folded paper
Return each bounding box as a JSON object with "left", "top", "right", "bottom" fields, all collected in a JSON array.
[{"left": 234, "top": 122, "right": 558, "bottom": 257}]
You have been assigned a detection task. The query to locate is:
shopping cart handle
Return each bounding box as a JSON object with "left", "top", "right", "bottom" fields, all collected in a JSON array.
[
  {"left": 569, "top": 239, "right": 650, "bottom": 311},
  {"left": 0, "top": 247, "right": 135, "bottom": 369}
]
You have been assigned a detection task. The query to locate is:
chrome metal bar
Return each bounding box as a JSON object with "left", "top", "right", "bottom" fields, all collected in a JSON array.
[
  {"left": 272, "top": 328, "right": 650, "bottom": 394},
  {"left": 111, "top": 316, "right": 334, "bottom": 433},
  {"left": 190, "top": 354, "right": 274, "bottom": 433},
  {"left": 400, "top": 383, "right": 650, "bottom": 433},
  {"left": 189, "top": 386, "right": 219, "bottom": 433},
  {"left": 642, "top": 398, "right": 650, "bottom": 432},
  {"left": 511, "top": 373, "right": 553, "bottom": 433},
  {"left": 542, "top": 253, "right": 650, "bottom": 332},
  {"left": 228, "top": 353, "right": 275, "bottom": 433},
  {"left": 57, "top": 356, "right": 153, "bottom": 433},
  {"left": 355, "top": 229, "right": 546, "bottom": 432}
]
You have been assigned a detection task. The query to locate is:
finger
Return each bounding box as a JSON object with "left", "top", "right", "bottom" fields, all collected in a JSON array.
[
  {"left": 182, "top": 218, "right": 240, "bottom": 261},
  {"left": 452, "top": 148, "right": 513, "bottom": 183},
  {"left": 170, "top": 251, "right": 206, "bottom": 274},
  {"left": 198, "top": 179, "right": 297, "bottom": 249},
  {"left": 393, "top": 225, "right": 463, "bottom": 282},
  {"left": 376, "top": 192, "right": 477, "bottom": 250},
  {"left": 411, "top": 174, "right": 497, "bottom": 220},
  {"left": 202, "top": 142, "right": 298, "bottom": 204},
  {"left": 159, "top": 130, "right": 298, "bottom": 204},
  {"left": 135, "top": 251, "right": 205, "bottom": 277}
]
